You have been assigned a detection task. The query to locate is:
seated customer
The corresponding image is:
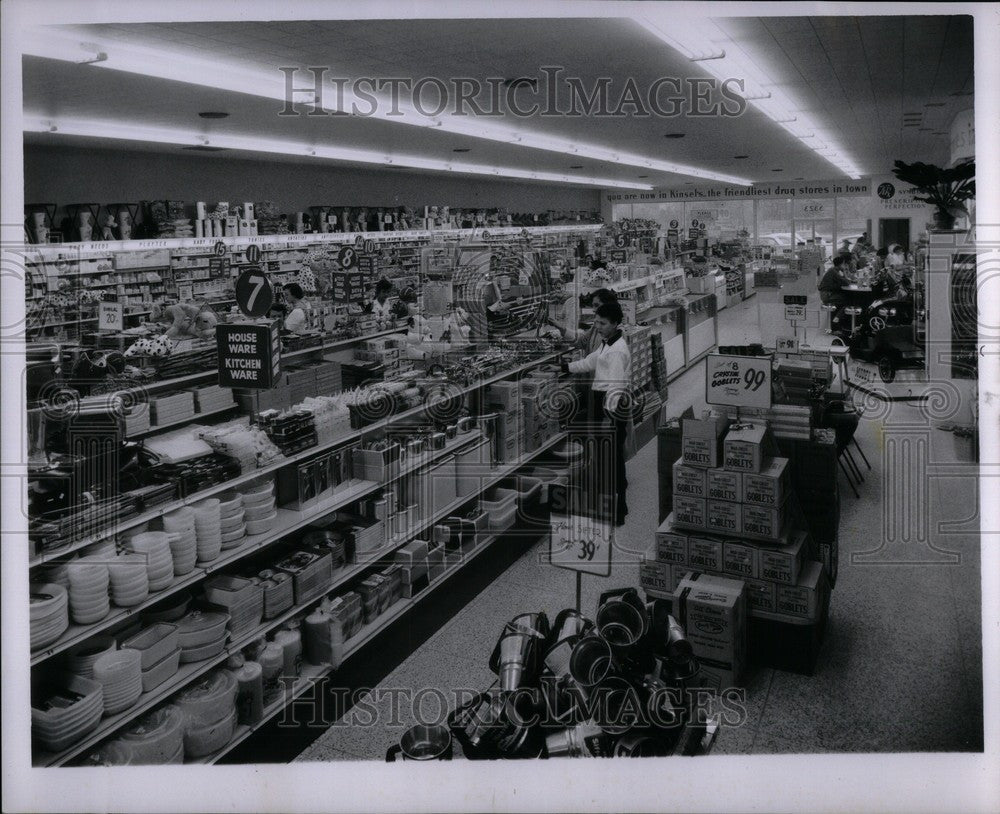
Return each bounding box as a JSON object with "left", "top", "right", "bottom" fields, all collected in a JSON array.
[{"left": 819, "top": 256, "right": 851, "bottom": 307}]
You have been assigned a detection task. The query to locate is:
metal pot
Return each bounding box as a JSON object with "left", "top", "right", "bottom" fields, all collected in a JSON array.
[
  {"left": 569, "top": 635, "right": 615, "bottom": 689},
  {"left": 386, "top": 723, "right": 453, "bottom": 761}
]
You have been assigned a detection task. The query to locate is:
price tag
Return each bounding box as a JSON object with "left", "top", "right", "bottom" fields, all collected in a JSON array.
[
  {"left": 235, "top": 266, "right": 274, "bottom": 318},
  {"left": 776, "top": 336, "right": 799, "bottom": 354},
  {"left": 98, "top": 301, "right": 124, "bottom": 332},
  {"left": 549, "top": 513, "right": 613, "bottom": 577},
  {"left": 245, "top": 244, "right": 262, "bottom": 264},
  {"left": 783, "top": 294, "right": 807, "bottom": 321},
  {"left": 705, "top": 352, "right": 773, "bottom": 409},
  {"left": 337, "top": 245, "right": 359, "bottom": 269}
]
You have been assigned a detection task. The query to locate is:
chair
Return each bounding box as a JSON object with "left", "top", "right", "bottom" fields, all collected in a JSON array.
[
  {"left": 820, "top": 304, "right": 838, "bottom": 334},
  {"left": 822, "top": 399, "right": 865, "bottom": 499},
  {"left": 842, "top": 306, "right": 863, "bottom": 336}
]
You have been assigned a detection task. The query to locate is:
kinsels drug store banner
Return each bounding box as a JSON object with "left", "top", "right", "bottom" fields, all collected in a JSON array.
[{"left": 606, "top": 178, "right": 871, "bottom": 204}]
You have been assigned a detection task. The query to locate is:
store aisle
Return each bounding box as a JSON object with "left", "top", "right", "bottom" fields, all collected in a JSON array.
[{"left": 296, "top": 294, "right": 983, "bottom": 762}]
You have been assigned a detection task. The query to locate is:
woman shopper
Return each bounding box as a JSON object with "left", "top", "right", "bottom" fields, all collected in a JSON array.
[
  {"left": 282, "top": 283, "right": 309, "bottom": 333},
  {"left": 565, "top": 300, "right": 632, "bottom": 526}
]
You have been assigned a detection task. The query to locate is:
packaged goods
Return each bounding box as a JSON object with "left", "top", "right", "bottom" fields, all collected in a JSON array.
[
  {"left": 639, "top": 560, "right": 673, "bottom": 599},
  {"left": 758, "top": 530, "right": 809, "bottom": 585},
  {"left": 742, "top": 502, "right": 787, "bottom": 541},
  {"left": 671, "top": 459, "right": 706, "bottom": 498},
  {"left": 672, "top": 496, "right": 706, "bottom": 529},
  {"left": 686, "top": 536, "right": 723, "bottom": 572},
  {"left": 706, "top": 469, "right": 742, "bottom": 503},
  {"left": 228, "top": 654, "right": 264, "bottom": 726},
  {"left": 744, "top": 578, "right": 777, "bottom": 614},
  {"left": 705, "top": 500, "right": 741, "bottom": 535},
  {"left": 743, "top": 457, "right": 790, "bottom": 507},
  {"left": 723, "top": 422, "right": 768, "bottom": 473},
  {"left": 681, "top": 413, "right": 729, "bottom": 469},
  {"left": 654, "top": 517, "right": 687, "bottom": 565},
  {"left": 723, "top": 540, "right": 758, "bottom": 579},
  {"left": 673, "top": 572, "right": 747, "bottom": 691}
]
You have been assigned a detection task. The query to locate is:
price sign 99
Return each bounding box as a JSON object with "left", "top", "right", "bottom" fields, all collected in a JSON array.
[{"left": 744, "top": 367, "right": 767, "bottom": 392}]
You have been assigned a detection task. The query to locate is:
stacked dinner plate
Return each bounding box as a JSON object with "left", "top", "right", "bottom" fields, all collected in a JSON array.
[
  {"left": 108, "top": 553, "right": 150, "bottom": 607},
  {"left": 66, "top": 559, "right": 111, "bottom": 625},
  {"left": 30, "top": 582, "right": 69, "bottom": 651},
  {"left": 217, "top": 491, "right": 246, "bottom": 550},
  {"left": 65, "top": 636, "right": 117, "bottom": 679},
  {"left": 240, "top": 482, "right": 277, "bottom": 537},
  {"left": 191, "top": 499, "right": 222, "bottom": 563},
  {"left": 160, "top": 508, "right": 197, "bottom": 575},
  {"left": 93, "top": 648, "right": 143, "bottom": 715},
  {"left": 127, "top": 533, "right": 175, "bottom": 592},
  {"left": 32, "top": 674, "right": 104, "bottom": 753}
]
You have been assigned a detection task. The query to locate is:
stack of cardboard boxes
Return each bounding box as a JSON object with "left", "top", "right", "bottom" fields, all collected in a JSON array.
[{"left": 641, "top": 414, "right": 832, "bottom": 677}]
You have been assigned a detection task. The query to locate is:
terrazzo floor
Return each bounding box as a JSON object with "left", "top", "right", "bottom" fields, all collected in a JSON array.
[{"left": 286, "top": 286, "right": 984, "bottom": 763}]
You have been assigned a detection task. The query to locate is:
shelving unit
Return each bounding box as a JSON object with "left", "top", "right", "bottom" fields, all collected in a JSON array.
[{"left": 40, "top": 434, "right": 561, "bottom": 767}]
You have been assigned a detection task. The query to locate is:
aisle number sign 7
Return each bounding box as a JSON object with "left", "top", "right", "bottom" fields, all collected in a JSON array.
[
  {"left": 705, "top": 352, "right": 773, "bottom": 409},
  {"left": 235, "top": 267, "right": 274, "bottom": 318}
]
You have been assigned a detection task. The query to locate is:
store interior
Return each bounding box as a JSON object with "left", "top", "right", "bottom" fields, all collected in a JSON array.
[{"left": 9, "top": 8, "right": 987, "bottom": 778}]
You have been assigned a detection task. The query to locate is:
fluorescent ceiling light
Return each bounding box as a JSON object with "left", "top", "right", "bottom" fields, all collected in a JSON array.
[
  {"left": 20, "top": 25, "right": 750, "bottom": 187},
  {"left": 23, "top": 114, "right": 651, "bottom": 190},
  {"left": 634, "top": 15, "right": 863, "bottom": 179}
]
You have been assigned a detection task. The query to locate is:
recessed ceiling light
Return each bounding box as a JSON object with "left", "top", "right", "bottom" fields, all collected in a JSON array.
[
  {"left": 569, "top": 165, "right": 584, "bottom": 169},
  {"left": 638, "top": 175, "right": 649, "bottom": 178},
  {"left": 918, "top": 128, "right": 933, "bottom": 132},
  {"left": 181, "top": 145, "right": 228, "bottom": 152},
  {"left": 924, "top": 102, "right": 946, "bottom": 107},
  {"left": 949, "top": 90, "right": 973, "bottom": 97},
  {"left": 794, "top": 177, "right": 804, "bottom": 180},
  {"left": 771, "top": 168, "right": 783, "bottom": 172},
  {"left": 903, "top": 111, "right": 922, "bottom": 116},
  {"left": 452, "top": 147, "right": 470, "bottom": 153},
  {"left": 664, "top": 133, "right": 685, "bottom": 139},
  {"left": 734, "top": 155, "right": 749, "bottom": 159},
  {"left": 198, "top": 111, "right": 229, "bottom": 119}
]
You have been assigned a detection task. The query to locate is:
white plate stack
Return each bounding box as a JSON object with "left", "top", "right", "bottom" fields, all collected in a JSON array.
[
  {"left": 240, "top": 482, "right": 277, "bottom": 537},
  {"left": 67, "top": 560, "right": 111, "bottom": 625},
  {"left": 30, "top": 583, "right": 69, "bottom": 651},
  {"left": 66, "top": 636, "right": 117, "bottom": 679},
  {"left": 93, "top": 648, "right": 143, "bottom": 715},
  {"left": 161, "top": 508, "right": 197, "bottom": 575},
  {"left": 128, "top": 533, "right": 175, "bottom": 592},
  {"left": 192, "top": 499, "right": 222, "bottom": 563},
  {"left": 108, "top": 554, "right": 150, "bottom": 607},
  {"left": 217, "top": 492, "right": 246, "bottom": 550}
]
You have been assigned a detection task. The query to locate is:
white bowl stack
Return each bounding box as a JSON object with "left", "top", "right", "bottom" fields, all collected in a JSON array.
[
  {"left": 192, "top": 499, "right": 222, "bottom": 563},
  {"left": 30, "top": 583, "right": 69, "bottom": 651},
  {"left": 128, "top": 532, "right": 175, "bottom": 592},
  {"left": 240, "top": 482, "right": 277, "bottom": 538},
  {"left": 66, "top": 559, "right": 111, "bottom": 625},
  {"left": 93, "top": 648, "right": 143, "bottom": 715},
  {"left": 161, "top": 508, "right": 198, "bottom": 575},
  {"left": 108, "top": 553, "right": 150, "bottom": 607},
  {"left": 65, "top": 636, "right": 117, "bottom": 679},
  {"left": 217, "top": 492, "right": 246, "bottom": 550}
]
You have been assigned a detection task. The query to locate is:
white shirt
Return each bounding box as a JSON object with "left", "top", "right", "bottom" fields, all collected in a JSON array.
[
  {"left": 284, "top": 305, "right": 308, "bottom": 333},
  {"left": 568, "top": 332, "right": 631, "bottom": 411},
  {"left": 371, "top": 298, "right": 393, "bottom": 319}
]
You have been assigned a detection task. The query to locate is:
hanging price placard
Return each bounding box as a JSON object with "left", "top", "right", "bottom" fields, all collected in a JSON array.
[
  {"left": 705, "top": 352, "right": 773, "bottom": 409},
  {"left": 98, "top": 301, "right": 124, "bottom": 332},
  {"left": 549, "top": 513, "right": 613, "bottom": 577}
]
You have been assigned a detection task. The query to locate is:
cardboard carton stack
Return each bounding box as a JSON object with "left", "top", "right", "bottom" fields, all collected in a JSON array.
[{"left": 641, "top": 413, "right": 834, "bottom": 675}]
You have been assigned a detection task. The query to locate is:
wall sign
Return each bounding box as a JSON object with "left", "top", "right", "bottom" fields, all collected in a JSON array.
[
  {"left": 98, "top": 301, "right": 124, "bottom": 332},
  {"left": 549, "top": 513, "right": 613, "bottom": 577},
  {"left": 216, "top": 321, "right": 280, "bottom": 389},
  {"left": 235, "top": 267, "right": 274, "bottom": 318},
  {"left": 606, "top": 178, "right": 871, "bottom": 203},
  {"left": 705, "top": 352, "right": 773, "bottom": 409}
]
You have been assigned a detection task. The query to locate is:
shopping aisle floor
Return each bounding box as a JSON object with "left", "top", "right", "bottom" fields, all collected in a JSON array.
[{"left": 297, "top": 294, "right": 984, "bottom": 761}]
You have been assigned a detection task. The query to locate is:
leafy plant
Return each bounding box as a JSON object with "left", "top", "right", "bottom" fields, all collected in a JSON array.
[{"left": 891, "top": 159, "right": 976, "bottom": 220}]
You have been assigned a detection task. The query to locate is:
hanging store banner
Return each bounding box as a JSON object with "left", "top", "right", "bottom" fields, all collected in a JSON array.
[
  {"left": 871, "top": 174, "right": 938, "bottom": 217},
  {"left": 606, "top": 178, "right": 871, "bottom": 204},
  {"left": 216, "top": 321, "right": 280, "bottom": 389}
]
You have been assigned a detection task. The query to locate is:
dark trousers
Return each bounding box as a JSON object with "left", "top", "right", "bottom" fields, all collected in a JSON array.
[{"left": 589, "top": 391, "right": 629, "bottom": 524}]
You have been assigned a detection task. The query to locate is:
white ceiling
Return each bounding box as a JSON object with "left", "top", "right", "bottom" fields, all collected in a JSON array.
[{"left": 21, "top": 15, "right": 974, "bottom": 188}]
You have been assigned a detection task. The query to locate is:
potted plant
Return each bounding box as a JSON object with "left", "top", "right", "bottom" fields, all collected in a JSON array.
[{"left": 891, "top": 159, "right": 975, "bottom": 230}]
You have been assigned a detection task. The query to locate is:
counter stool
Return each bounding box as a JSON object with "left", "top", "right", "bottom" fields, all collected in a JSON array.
[
  {"left": 820, "top": 304, "right": 838, "bottom": 333},
  {"left": 843, "top": 306, "right": 863, "bottom": 336}
]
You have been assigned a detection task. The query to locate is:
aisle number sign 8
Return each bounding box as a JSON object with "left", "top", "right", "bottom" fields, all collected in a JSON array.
[
  {"left": 338, "top": 245, "right": 359, "bottom": 270},
  {"left": 235, "top": 267, "right": 274, "bottom": 318},
  {"left": 705, "top": 352, "right": 773, "bottom": 409}
]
